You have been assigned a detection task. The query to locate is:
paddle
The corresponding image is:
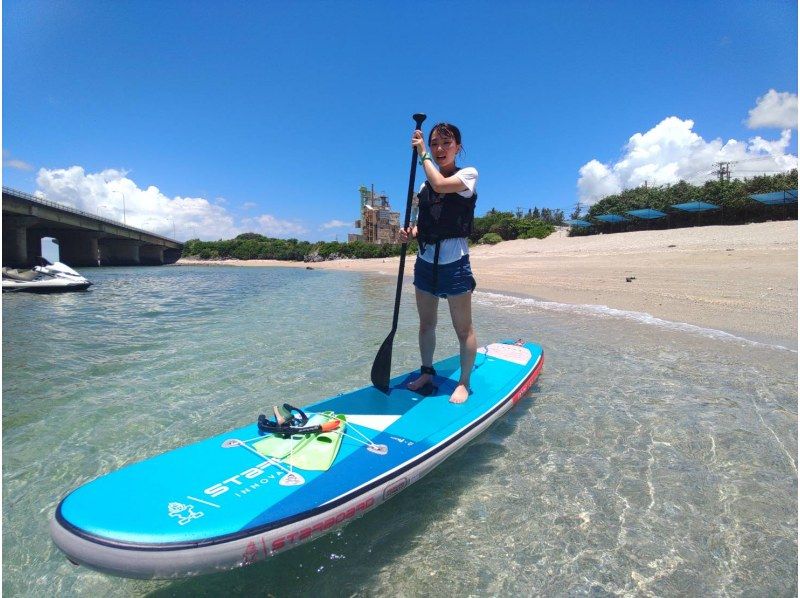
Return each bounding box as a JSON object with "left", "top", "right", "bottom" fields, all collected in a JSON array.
[{"left": 370, "top": 112, "right": 427, "bottom": 393}]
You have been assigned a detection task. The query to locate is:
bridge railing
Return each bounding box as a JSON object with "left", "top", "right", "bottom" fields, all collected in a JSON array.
[{"left": 2, "top": 186, "right": 180, "bottom": 244}]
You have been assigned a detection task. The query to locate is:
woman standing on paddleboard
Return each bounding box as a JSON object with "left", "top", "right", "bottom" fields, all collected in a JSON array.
[{"left": 398, "top": 122, "right": 478, "bottom": 404}]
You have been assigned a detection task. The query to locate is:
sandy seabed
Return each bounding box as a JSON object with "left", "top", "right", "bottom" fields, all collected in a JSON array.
[{"left": 177, "top": 221, "right": 798, "bottom": 347}]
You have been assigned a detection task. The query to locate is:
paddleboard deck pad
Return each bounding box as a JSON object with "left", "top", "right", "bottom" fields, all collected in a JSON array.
[{"left": 51, "top": 340, "right": 544, "bottom": 578}]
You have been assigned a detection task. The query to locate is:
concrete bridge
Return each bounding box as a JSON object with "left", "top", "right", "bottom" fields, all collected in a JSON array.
[{"left": 2, "top": 186, "right": 183, "bottom": 267}]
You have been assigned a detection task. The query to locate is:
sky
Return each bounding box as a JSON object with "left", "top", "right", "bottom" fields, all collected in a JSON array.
[{"left": 3, "top": 1, "right": 798, "bottom": 243}]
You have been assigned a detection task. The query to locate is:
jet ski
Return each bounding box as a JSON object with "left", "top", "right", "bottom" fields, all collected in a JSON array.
[{"left": 2, "top": 258, "right": 93, "bottom": 293}]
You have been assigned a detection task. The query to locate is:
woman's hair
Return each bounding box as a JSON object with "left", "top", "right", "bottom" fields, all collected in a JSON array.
[{"left": 428, "top": 122, "right": 464, "bottom": 156}]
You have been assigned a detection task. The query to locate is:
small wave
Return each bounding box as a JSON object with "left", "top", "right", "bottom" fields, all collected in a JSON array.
[{"left": 475, "top": 291, "right": 797, "bottom": 353}]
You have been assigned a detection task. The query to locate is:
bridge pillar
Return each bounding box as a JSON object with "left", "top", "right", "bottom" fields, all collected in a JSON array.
[
  {"left": 99, "top": 238, "right": 141, "bottom": 265},
  {"left": 28, "top": 230, "right": 45, "bottom": 263},
  {"left": 3, "top": 224, "right": 27, "bottom": 267},
  {"left": 163, "top": 248, "right": 182, "bottom": 264},
  {"left": 139, "top": 244, "right": 165, "bottom": 265},
  {"left": 58, "top": 232, "right": 100, "bottom": 266},
  {"left": 2, "top": 216, "right": 38, "bottom": 267}
]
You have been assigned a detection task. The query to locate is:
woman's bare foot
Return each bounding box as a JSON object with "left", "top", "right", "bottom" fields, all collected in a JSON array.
[
  {"left": 407, "top": 373, "right": 432, "bottom": 391},
  {"left": 449, "top": 383, "right": 469, "bottom": 404}
]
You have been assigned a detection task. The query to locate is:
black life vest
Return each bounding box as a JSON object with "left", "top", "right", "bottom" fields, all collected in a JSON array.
[
  {"left": 414, "top": 174, "right": 477, "bottom": 295},
  {"left": 416, "top": 178, "right": 477, "bottom": 244}
]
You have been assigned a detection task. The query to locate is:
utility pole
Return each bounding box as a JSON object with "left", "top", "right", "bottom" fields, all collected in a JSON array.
[{"left": 714, "top": 162, "right": 731, "bottom": 182}]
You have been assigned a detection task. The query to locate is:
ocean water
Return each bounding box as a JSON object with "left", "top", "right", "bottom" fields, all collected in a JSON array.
[{"left": 2, "top": 265, "right": 796, "bottom": 597}]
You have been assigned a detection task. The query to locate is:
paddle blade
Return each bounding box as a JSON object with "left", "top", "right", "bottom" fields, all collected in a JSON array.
[{"left": 370, "top": 331, "right": 395, "bottom": 393}]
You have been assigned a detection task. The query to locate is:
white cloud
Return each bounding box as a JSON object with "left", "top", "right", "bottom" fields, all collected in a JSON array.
[
  {"left": 3, "top": 149, "right": 33, "bottom": 171},
  {"left": 35, "top": 166, "right": 240, "bottom": 240},
  {"left": 321, "top": 219, "right": 350, "bottom": 229},
  {"left": 5, "top": 159, "right": 34, "bottom": 171},
  {"left": 241, "top": 214, "right": 308, "bottom": 238},
  {"left": 242, "top": 201, "right": 257, "bottom": 210},
  {"left": 31, "top": 165, "right": 357, "bottom": 241},
  {"left": 747, "top": 89, "right": 798, "bottom": 129},
  {"left": 577, "top": 116, "right": 798, "bottom": 206},
  {"left": 577, "top": 160, "right": 622, "bottom": 205}
]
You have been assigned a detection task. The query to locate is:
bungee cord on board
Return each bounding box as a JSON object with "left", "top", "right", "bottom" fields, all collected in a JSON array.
[{"left": 224, "top": 406, "right": 389, "bottom": 486}]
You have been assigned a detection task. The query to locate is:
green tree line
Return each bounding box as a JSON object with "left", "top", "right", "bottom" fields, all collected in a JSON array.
[
  {"left": 471, "top": 209, "right": 557, "bottom": 244},
  {"left": 182, "top": 234, "right": 416, "bottom": 261},
  {"left": 181, "top": 209, "right": 561, "bottom": 261},
  {"left": 573, "top": 170, "right": 797, "bottom": 235}
]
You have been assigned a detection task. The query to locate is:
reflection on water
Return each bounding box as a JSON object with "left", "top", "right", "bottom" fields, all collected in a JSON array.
[{"left": 3, "top": 266, "right": 796, "bottom": 596}]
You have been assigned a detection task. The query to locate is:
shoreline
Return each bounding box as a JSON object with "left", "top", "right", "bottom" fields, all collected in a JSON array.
[{"left": 175, "top": 221, "right": 798, "bottom": 347}]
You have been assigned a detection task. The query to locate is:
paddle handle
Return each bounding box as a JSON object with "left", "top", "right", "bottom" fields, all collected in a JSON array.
[{"left": 402, "top": 113, "right": 427, "bottom": 229}]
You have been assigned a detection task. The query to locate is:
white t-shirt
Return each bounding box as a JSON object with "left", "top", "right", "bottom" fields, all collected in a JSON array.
[{"left": 414, "top": 167, "right": 478, "bottom": 264}]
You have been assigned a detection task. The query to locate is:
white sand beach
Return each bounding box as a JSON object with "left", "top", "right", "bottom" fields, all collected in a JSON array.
[{"left": 177, "top": 221, "right": 798, "bottom": 346}]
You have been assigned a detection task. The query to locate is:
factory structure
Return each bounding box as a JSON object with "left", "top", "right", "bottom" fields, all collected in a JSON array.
[{"left": 349, "top": 185, "right": 416, "bottom": 244}]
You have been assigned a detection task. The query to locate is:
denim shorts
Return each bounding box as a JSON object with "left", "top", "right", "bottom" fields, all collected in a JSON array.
[{"left": 413, "top": 254, "right": 477, "bottom": 298}]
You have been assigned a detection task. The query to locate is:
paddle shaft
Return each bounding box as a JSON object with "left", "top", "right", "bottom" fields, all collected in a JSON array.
[
  {"left": 389, "top": 113, "right": 426, "bottom": 332},
  {"left": 370, "top": 113, "right": 426, "bottom": 391}
]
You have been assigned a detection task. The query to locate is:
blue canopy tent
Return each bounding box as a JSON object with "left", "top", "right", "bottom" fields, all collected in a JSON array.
[
  {"left": 671, "top": 201, "right": 722, "bottom": 226},
  {"left": 594, "top": 214, "right": 628, "bottom": 222},
  {"left": 593, "top": 213, "right": 628, "bottom": 233},
  {"left": 748, "top": 190, "right": 798, "bottom": 205},
  {"left": 671, "top": 201, "right": 721, "bottom": 212},
  {"left": 566, "top": 219, "right": 592, "bottom": 228},
  {"left": 748, "top": 189, "right": 798, "bottom": 221},
  {"left": 626, "top": 208, "right": 668, "bottom": 230},
  {"left": 626, "top": 209, "right": 668, "bottom": 219}
]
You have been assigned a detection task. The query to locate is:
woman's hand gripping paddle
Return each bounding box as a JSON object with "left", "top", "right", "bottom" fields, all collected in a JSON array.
[{"left": 370, "top": 113, "right": 427, "bottom": 394}]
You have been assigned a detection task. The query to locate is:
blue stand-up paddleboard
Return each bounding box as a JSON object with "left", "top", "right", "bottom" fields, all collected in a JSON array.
[{"left": 50, "top": 340, "right": 543, "bottom": 578}]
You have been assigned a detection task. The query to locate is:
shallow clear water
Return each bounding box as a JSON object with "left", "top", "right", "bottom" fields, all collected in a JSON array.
[{"left": 3, "top": 265, "right": 797, "bottom": 596}]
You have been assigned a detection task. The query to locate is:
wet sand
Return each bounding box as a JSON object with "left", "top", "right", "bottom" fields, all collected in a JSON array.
[{"left": 176, "top": 221, "right": 798, "bottom": 347}]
